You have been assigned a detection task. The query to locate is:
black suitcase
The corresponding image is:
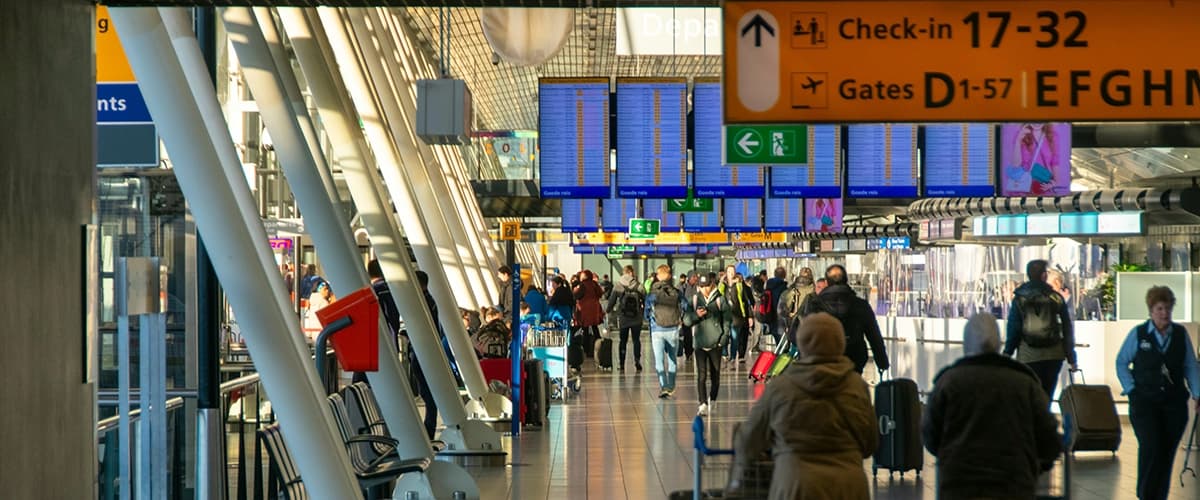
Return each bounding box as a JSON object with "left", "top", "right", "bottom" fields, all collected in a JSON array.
[
  {"left": 1060, "top": 369, "right": 1121, "bottom": 453},
  {"left": 568, "top": 333, "right": 585, "bottom": 370},
  {"left": 873, "top": 376, "right": 923, "bottom": 478},
  {"left": 524, "top": 359, "right": 547, "bottom": 426},
  {"left": 596, "top": 338, "right": 614, "bottom": 370}
]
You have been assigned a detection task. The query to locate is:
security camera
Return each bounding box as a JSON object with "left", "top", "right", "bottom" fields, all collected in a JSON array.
[{"left": 491, "top": 52, "right": 500, "bottom": 66}]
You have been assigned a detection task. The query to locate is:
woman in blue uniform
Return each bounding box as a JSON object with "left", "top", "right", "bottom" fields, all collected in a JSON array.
[{"left": 1115, "top": 286, "right": 1200, "bottom": 500}]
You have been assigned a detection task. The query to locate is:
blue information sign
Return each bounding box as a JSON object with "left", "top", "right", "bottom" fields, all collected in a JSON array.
[
  {"left": 561, "top": 199, "right": 602, "bottom": 232},
  {"left": 769, "top": 125, "right": 842, "bottom": 198},
  {"left": 692, "top": 80, "right": 765, "bottom": 197},
  {"left": 640, "top": 199, "right": 683, "bottom": 232},
  {"left": 97, "top": 83, "right": 153, "bottom": 123},
  {"left": 616, "top": 79, "right": 688, "bottom": 198},
  {"left": 603, "top": 174, "right": 637, "bottom": 232},
  {"left": 923, "top": 123, "right": 996, "bottom": 197},
  {"left": 846, "top": 124, "right": 918, "bottom": 198},
  {"left": 682, "top": 199, "right": 722, "bottom": 232},
  {"left": 538, "top": 78, "right": 611, "bottom": 198},
  {"left": 723, "top": 199, "right": 762, "bottom": 233},
  {"left": 764, "top": 197, "right": 804, "bottom": 232}
]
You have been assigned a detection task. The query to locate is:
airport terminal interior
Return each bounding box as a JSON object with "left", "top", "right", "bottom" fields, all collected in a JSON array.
[{"left": 5, "top": 1, "right": 1200, "bottom": 499}]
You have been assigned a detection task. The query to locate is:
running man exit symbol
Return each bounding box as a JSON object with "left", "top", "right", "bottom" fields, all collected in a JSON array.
[
  {"left": 771, "top": 130, "right": 795, "bottom": 157},
  {"left": 790, "top": 13, "right": 828, "bottom": 49}
]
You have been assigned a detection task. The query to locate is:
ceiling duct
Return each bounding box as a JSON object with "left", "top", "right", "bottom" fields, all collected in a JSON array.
[
  {"left": 795, "top": 223, "right": 919, "bottom": 241},
  {"left": 907, "top": 187, "right": 1200, "bottom": 222}
]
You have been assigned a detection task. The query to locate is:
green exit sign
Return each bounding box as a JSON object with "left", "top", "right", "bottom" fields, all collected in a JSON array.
[
  {"left": 724, "top": 124, "right": 808, "bottom": 165},
  {"left": 628, "top": 218, "right": 661, "bottom": 239},
  {"left": 667, "top": 189, "right": 714, "bottom": 212}
]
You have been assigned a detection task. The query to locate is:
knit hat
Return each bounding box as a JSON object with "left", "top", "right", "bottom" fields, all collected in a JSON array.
[{"left": 793, "top": 312, "right": 846, "bottom": 358}]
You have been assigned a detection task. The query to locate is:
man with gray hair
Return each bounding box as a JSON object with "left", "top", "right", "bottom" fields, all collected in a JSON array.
[{"left": 922, "top": 312, "right": 1063, "bottom": 498}]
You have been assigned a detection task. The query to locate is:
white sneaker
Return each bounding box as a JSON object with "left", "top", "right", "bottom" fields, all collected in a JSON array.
[{"left": 697, "top": 403, "right": 709, "bottom": 416}]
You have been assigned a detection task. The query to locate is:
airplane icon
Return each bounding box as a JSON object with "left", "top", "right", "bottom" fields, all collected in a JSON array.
[{"left": 800, "top": 75, "right": 824, "bottom": 93}]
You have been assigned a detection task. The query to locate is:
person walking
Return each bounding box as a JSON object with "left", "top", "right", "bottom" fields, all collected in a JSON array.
[
  {"left": 691, "top": 272, "right": 730, "bottom": 416},
  {"left": 606, "top": 265, "right": 644, "bottom": 372},
  {"left": 1004, "top": 259, "right": 1077, "bottom": 401},
  {"left": 496, "top": 265, "right": 514, "bottom": 315},
  {"left": 923, "top": 313, "right": 1062, "bottom": 498},
  {"left": 678, "top": 272, "right": 699, "bottom": 361},
  {"left": 764, "top": 266, "right": 789, "bottom": 342},
  {"left": 725, "top": 273, "right": 755, "bottom": 366},
  {"left": 645, "top": 265, "right": 686, "bottom": 397},
  {"left": 819, "top": 265, "right": 890, "bottom": 375},
  {"left": 1115, "top": 286, "right": 1200, "bottom": 500},
  {"left": 573, "top": 270, "right": 606, "bottom": 359},
  {"left": 779, "top": 267, "right": 816, "bottom": 332}
]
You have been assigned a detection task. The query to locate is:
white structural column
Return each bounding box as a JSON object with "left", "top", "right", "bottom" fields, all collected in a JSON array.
[
  {"left": 279, "top": 7, "right": 499, "bottom": 452},
  {"left": 110, "top": 8, "right": 362, "bottom": 499},
  {"left": 221, "top": 7, "right": 435, "bottom": 461},
  {"left": 338, "top": 9, "right": 497, "bottom": 409}
]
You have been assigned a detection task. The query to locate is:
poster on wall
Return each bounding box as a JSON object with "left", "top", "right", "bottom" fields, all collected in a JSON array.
[
  {"left": 804, "top": 198, "right": 842, "bottom": 233},
  {"left": 999, "top": 123, "right": 1072, "bottom": 197}
]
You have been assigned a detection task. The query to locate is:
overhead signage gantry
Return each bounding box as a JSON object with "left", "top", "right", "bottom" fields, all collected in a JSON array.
[{"left": 723, "top": 0, "right": 1200, "bottom": 123}]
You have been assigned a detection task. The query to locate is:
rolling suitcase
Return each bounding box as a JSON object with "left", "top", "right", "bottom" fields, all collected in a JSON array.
[
  {"left": 750, "top": 337, "right": 787, "bottom": 381},
  {"left": 595, "top": 338, "right": 614, "bottom": 370},
  {"left": 766, "top": 339, "right": 794, "bottom": 379},
  {"left": 1059, "top": 369, "right": 1121, "bottom": 453},
  {"left": 873, "top": 375, "right": 923, "bottom": 478},
  {"left": 524, "top": 359, "right": 547, "bottom": 426}
]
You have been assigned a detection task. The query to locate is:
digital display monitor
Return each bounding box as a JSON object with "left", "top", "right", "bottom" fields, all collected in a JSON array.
[
  {"left": 1026, "top": 214, "right": 1060, "bottom": 235},
  {"left": 1060, "top": 213, "right": 1099, "bottom": 234},
  {"left": 677, "top": 245, "right": 699, "bottom": 254},
  {"left": 560, "top": 199, "right": 601, "bottom": 232},
  {"left": 770, "top": 125, "right": 842, "bottom": 198},
  {"left": 999, "top": 122, "right": 1072, "bottom": 197},
  {"left": 764, "top": 197, "right": 804, "bottom": 232},
  {"left": 833, "top": 240, "right": 849, "bottom": 252},
  {"left": 640, "top": 199, "right": 683, "bottom": 232},
  {"left": 849, "top": 239, "right": 868, "bottom": 252},
  {"left": 602, "top": 174, "right": 637, "bottom": 232},
  {"left": 924, "top": 123, "right": 996, "bottom": 197},
  {"left": 682, "top": 198, "right": 722, "bottom": 232},
  {"left": 996, "top": 214, "right": 1026, "bottom": 236},
  {"left": 1098, "top": 212, "right": 1143, "bottom": 234},
  {"left": 846, "top": 123, "right": 918, "bottom": 198},
  {"left": 616, "top": 78, "right": 688, "bottom": 197},
  {"left": 723, "top": 198, "right": 763, "bottom": 233},
  {"left": 819, "top": 240, "right": 834, "bottom": 252},
  {"left": 538, "top": 78, "right": 611, "bottom": 198},
  {"left": 693, "top": 79, "right": 765, "bottom": 197},
  {"left": 805, "top": 198, "right": 842, "bottom": 233}
]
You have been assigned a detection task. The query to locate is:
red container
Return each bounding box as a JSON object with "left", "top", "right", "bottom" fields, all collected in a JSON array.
[{"left": 315, "top": 286, "right": 381, "bottom": 372}]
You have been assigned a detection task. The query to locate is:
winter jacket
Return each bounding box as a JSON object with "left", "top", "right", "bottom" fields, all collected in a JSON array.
[
  {"left": 922, "top": 353, "right": 1062, "bottom": 499},
  {"left": 547, "top": 285, "right": 574, "bottom": 327},
  {"left": 764, "top": 277, "right": 789, "bottom": 322},
  {"left": 497, "top": 277, "right": 514, "bottom": 314},
  {"left": 605, "top": 275, "right": 644, "bottom": 330},
  {"left": 732, "top": 356, "right": 878, "bottom": 500},
  {"left": 1003, "top": 281, "right": 1077, "bottom": 365},
  {"left": 818, "top": 284, "right": 890, "bottom": 373},
  {"left": 692, "top": 289, "right": 731, "bottom": 350},
  {"left": 524, "top": 288, "right": 548, "bottom": 318},
  {"left": 725, "top": 281, "right": 756, "bottom": 328},
  {"left": 573, "top": 280, "right": 605, "bottom": 327},
  {"left": 780, "top": 283, "right": 815, "bottom": 324}
]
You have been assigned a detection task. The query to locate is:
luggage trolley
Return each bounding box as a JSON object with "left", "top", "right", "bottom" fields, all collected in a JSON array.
[
  {"left": 527, "top": 321, "right": 572, "bottom": 400},
  {"left": 668, "top": 416, "right": 772, "bottom": 499}
]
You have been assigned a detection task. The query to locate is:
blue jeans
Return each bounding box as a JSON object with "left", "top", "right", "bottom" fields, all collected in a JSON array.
[{"left": 650, "top": 325, "right": 679, "bottom": 391}]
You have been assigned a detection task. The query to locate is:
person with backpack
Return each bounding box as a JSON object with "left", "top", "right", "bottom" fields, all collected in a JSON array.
[
  {"left": 764, "top": 267, "right": 789, "bottom": 341},
  {"left": 678, "top": 272, "right": 699, "bottom": 361},
  {"left": 691, "top": 272, "right": 730, "bottom": 416},
  {"left": 645, "top": 265, "right": 686, "bottom": 398},
  {"left": 724, "top": 273, "right": 756, "bottom": 366},
  {"left": 473, "top": 307, "right": 510, "bottom": 359},
  {"left": 1004, "top": 259, "right": 1077, "bottom": 401},
  {"left": 818, "top": 265, "right": 890, "bottom": 375},
  {"left": 606, "top": 265, "right": 644, "bottom": 372},
  {"left": 779, "top": 267, "right": 817, "bottom": 329}
]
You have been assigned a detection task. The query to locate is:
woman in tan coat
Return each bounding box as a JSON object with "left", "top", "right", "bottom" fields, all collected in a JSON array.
[{"left": 730, "top": 313, "right": 878, "bottom": 500}]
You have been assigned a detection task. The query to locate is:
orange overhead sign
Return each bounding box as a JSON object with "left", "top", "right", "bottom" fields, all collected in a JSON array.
[
  {"left": 723, "top": 0, "right": 1200, "bottom": 123},
  {"left": 96, "top": 6, "right": 135, "bottom": 83}
]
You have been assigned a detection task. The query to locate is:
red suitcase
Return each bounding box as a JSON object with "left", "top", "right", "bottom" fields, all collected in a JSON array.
[
  {"left": 479, "top": 358, "right": 527, "bottom": 421},
  {"left": 749, "top": 345, "right": 779, "bottom": 382}
]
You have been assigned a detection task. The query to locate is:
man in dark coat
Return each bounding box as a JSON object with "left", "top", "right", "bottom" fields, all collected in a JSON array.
[
  {"left": 923, "top": 312, "right": 1062, "bottom": 498},
  {"left": 817, "top": 264, "right": 889, "bottom": 374}
]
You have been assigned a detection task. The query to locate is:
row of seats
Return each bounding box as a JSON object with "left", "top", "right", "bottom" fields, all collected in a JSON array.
[{"left": 259, "top": 382, "right": 438, "bottom": 500}]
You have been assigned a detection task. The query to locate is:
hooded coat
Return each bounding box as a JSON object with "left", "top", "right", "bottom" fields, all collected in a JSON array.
[
  {"left": 732, "top": 356, "right": 878, "bottom": 500},
  {"left": 573, "top": 279, "right": 606, "bottom": 327},
  {"left": 818, "top": 283, "right": 890, "bottom": 373},
  {"left": 605, "top": 274, "right": 644, "bottom": 330}
]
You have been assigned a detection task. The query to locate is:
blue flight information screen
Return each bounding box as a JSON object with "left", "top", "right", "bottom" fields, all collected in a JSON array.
[
  {"left": 560, "top": 199, "right": 601, "bottom": 233},
  {"left": 846, "top": 124, "right": 918, "bottom": 198},
  {"left": 692, "top": 80, "right": 765, "bottom": 197},
  {"left": 924, "top": 123, "right": 996, "bottom": 197},
  {"left": 723, "top": 199, "right": 762, "bottom": 233},
  {"left": 769, "top": 125, "right": 842, "bottom": 198},
  {"left": 683, "top": 201, "right": 722, "bottom": 232},
  {"left": 616, "top": 79, "right": 688, "bottom": 198},
  {"left": 641, "top": 199, "right": 682, "bottom": 232},
  {"left": 765, "top": 197, "right": 804, "bottom": 232},
  {"left": 538, "top": 78, "right": 610, "bottom": 198},
  {"left": 603, "top": 174, "right": 638, "bottom": 232}
]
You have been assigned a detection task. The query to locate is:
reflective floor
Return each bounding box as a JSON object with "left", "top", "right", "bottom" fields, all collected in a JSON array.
[{"left": 471, "top": 343, "right": 1200, "bottom": 499}]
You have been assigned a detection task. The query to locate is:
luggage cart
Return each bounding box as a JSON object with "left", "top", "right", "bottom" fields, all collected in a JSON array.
[
  {"left": 527, "top": 322, "right": 571, "bottom": 400},
  {"left": 668, "top": 416, "right": 772, "bottom": 499}
]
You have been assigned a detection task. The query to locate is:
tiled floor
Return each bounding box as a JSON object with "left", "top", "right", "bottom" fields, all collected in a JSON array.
[{"left": 467, "top": 347, "right": 1200, "bottom": 499}]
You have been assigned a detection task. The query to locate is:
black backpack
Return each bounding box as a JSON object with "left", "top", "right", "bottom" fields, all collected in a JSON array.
[
  {"left": 1017, "top": 290, "right": 1064, "bottom": 348},
  {"left": 620, "top": 291, "right": 641, "bottom": 317}
]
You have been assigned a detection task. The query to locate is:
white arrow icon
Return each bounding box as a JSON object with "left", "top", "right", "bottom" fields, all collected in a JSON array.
[{"left": 737, "top": 130, "right": 761, "bottom": 156}]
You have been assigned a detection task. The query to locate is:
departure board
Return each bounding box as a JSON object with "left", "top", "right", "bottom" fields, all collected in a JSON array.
[
  {"left": 765, "top": 197, "right": 804, "bottom": 232},
  {"left": 603, "top": 174, "right": 638, "bottom": 232},
  {"left": 924, "top": 123, "right": 996, "bottom": 197},
  {"left": 640, "top": 199, "right": 683, "bottom": 232},
  {"left": 723, "top": 199, "right": 763, "bottom": 233},
  {"left": 560, "top": 199, "right": 601, "bottom": 233},
  {"left": 538, "top": 78, "right": 611, "bottom": 198},
  {"left": 769, "top": 125, "right": 842, "bottom": 198},
  {"left": 693, "top": 79, "right": 765, "bottom": 197},
  {"left": 846, "top": 124, "right": 918, "bottom": 198},
  {"left": 616, "top": 78, "right": 688, "bottom": 198},
  {"left": 682, "top": 200, "right": 722, "bottom": 232}
]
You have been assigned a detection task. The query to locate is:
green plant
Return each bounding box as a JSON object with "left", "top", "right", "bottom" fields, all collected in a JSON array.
[{"left": 1098, "top": 263, "right": 1149, "bottom": 312}]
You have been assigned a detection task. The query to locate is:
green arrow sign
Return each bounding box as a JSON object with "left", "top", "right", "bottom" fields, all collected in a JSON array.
[
  {"left": 606, "top": 247, "right": 626, "bottom": 258},
  {"left": 628, "top": 218, "right": 661, "bottom": 239},
  {"left": 667, "top": 189, "right": 714, "bottom": 212},
  {"left": 725, "top": 124, "right": 808, "bottom": 165}
]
